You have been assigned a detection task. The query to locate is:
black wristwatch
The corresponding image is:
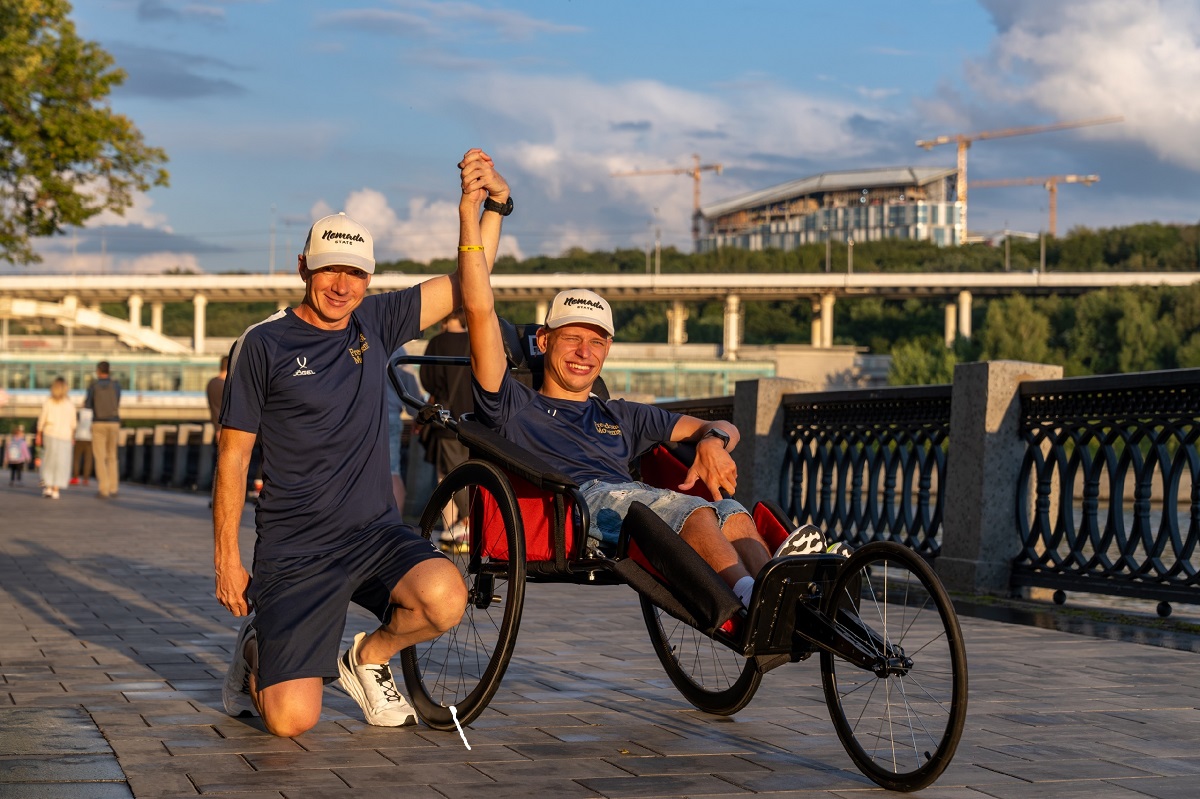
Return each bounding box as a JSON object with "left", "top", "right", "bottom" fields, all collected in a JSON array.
[
  {"left": 483, "top": 196, "right": 513, "bottom": 216},
  {"left": 702, "top": 428, "right": 731, "bottom": 449}
]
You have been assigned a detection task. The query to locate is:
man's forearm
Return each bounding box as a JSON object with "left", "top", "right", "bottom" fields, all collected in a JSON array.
[{"left": 213, "top": 449, "right": 250, "bottom": 570}]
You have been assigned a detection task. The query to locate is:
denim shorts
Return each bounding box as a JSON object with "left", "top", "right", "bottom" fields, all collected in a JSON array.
[{"left": 580, "top": 479, "right": 750, "bottom": 545}]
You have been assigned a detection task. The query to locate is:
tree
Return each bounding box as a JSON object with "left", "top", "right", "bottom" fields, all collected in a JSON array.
[
  {"left": 977, "top": 295, "right": 1054, "bottom": 364},
  {"left": 0, "top": 0, "right": 168, "bottom": 264}
]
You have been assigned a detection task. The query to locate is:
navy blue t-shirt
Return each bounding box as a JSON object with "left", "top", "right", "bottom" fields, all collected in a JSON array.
[
  {"left": 472, "top": 372, "right": 680, "bottom": 485},
  {"left": 220, "top": 289, "right": 422, "bottom": 559}
]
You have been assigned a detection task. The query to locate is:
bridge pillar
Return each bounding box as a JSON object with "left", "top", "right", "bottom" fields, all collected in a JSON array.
[
  {"left": 193, "top": 294, "right": 208, "bottom": 355},
  {"left": 957, "top": 290, "right": 972, "bottom": 340},
  {"left": 667, "top": 300, "right": 688, "bottom": 346},
  {"left": 944, "top": 303, "right": 957, "bottom": 348},
  {"left": 276, "top": 300, "right": 288, "bottom": 312},
  {"left": 937, "top": 360, "right": 1062, "bottom": 596},
  {"left": 151, "top": 302, "right": 164, "bottom": 334},
  {"left": 128, "top": 294, "right": 143, "bottom": 328},
  {"left": 820, "top": 293, "right": 835, "bottom": 348},
  {"left": 534, "top": 300, "right": 549, "bottom": 325},
  {"left": 722, "top": 294, "right": 741, "bottom": 361},
  {"left": 1, "top": 318, "right": 7, "bottom": 350},
  {"left": 810, "top": 300, "right": 821, "bottom": 347}
]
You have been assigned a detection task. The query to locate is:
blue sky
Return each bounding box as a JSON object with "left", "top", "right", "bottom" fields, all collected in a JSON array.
[{"left": 20, "top": 0, "right": 1200, "bottom": 274}]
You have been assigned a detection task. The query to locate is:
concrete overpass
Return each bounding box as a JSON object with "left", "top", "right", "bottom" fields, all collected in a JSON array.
[{"left": 1, "top": 271, "right": 1196, "bottom": 357}]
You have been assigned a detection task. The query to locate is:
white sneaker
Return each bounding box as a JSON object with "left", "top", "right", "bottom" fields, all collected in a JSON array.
[
  {"left": 774, "top": 524, "right": 828, "bottom": 558},
  {"left": 338, "top": 632, "right": 417, "bottom": 727},
  {"left": 222, "top": 617, "right": 257, "bottom": 718},
  {"left": 439, "top": 519, "right": 469, "bottom": 546},
  {"left": 825, "top": 541, "right": 853, "bottom": 558}
]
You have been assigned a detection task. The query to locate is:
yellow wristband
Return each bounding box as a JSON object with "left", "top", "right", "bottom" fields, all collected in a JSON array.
[{"left": 457, "top": 245, "right": 484, "bottom": 252}]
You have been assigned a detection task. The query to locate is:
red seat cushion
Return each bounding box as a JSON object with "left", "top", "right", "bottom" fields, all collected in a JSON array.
[{"left": 476, "top": 471, "right": 575, "bottom": 562}]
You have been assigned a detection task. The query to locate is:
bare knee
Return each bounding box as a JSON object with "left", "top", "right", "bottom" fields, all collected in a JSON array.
[
  {"left": 257, "top": 680, "right": 323, "bottom": 738},
  {"left": 262, "top": 708, "right": 319, "bottom": 738},
  {"left": 421, "top": 567, "right": 467, "bottom": 632}
]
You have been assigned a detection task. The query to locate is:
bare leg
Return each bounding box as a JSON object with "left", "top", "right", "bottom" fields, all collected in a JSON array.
[
  {"left": 356, "top": 558, "right": 467, "bottom": 664},
  {"left": 679, "top": 508, "right": 772, "bottom": 587},
  {"left": 245, "top": 640, "right": 324, "bottom": 738}
]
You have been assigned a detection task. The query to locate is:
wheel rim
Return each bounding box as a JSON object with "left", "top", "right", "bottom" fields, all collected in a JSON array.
[
  {"left": 401, "top": 461, "right": 525, "bottom": 729},
  {"left": 822, "top": 543, "right": 967, "bottom": 791},
  {"left": 642, "top": 598, "right": 760, "bottom": 715}
]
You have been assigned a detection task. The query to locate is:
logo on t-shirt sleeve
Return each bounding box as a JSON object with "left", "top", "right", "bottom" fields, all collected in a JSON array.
[{"left": 293, "top": 357, "right": 316, "bottom": 377}]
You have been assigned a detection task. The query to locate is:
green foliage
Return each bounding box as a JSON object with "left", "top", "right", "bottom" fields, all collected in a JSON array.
[
  {"left": 0, "top": 0, "right": 169, "bottom": 264},
  {"left": 888, "top": 336, "right": 957, "bottom": 385},
  {"left": 977, "top": 295, "right": 1055, "bottom": 365}
]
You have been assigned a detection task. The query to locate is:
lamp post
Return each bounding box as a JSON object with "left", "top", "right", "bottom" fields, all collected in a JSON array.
[
  {"left": 823, "top": 224, "right": 831, "bottom": 273},
  {"left": 847, "top": 238, "right": 854, "bottom": 274}
]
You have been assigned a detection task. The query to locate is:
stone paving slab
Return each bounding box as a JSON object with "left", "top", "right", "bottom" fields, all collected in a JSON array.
[{"left": 3, "top": 481, "right": 1200, "bottom": 797}]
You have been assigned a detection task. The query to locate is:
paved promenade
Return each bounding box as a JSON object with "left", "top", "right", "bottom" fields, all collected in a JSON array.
[{"left": 2, "top": 482, "right": 1199, "bottom": 798}]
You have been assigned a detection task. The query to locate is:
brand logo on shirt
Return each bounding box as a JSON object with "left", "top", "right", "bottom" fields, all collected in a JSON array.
[
  {"left": 293, "top": 356, "right": 316, "bottom": 377},
  {"left": 594, "top": 421, "right": 621, "bottom": 436},
  {"left": 349, "top": 333, "right": 369, "bottom": 365}
]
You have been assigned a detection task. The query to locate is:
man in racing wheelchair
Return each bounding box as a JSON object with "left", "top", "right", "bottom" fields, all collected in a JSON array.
[{"left": 455, "top": 172, "right": 841, "bottom": 609}]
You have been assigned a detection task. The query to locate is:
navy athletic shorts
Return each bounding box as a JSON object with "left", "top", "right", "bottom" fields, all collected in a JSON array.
[{"left": 248, "top": 522, "right": 446, "bottom": 690}]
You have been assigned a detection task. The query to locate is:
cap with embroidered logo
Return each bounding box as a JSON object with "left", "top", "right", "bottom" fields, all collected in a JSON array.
[
  {"left": 302, "top": 212, "right": 375, "bottom": 274},
  {"left": 544, "top": 289, "right": 614, "bottom": 336}
]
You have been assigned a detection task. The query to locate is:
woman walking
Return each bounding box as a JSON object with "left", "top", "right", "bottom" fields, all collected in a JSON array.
[{"left": 36, "top": 377, "right": 76, "bottom": 499}]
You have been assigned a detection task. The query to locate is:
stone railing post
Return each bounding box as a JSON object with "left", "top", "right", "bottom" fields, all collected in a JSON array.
[
  {"left": 937, "top": 360, "right": 1062, "bottom": 596},
  {"left": 732, "top": 377, "right": 812, "bottom": 508}
]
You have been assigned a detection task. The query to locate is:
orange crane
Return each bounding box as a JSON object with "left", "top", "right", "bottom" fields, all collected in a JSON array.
[
  {"left": 970, "top": 174, "right": 1100, "bottom": 237},
  {"left": 915, "top": 115, "right": 1122, "bottom": 237},
  {"left": 612, "top": 154, "right": 723, "bottom": 241}
]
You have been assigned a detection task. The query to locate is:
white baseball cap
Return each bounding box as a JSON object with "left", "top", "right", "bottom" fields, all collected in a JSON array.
[
  {"left": 302, "top": 212, "right": 375, "bottom": 274},
  {"left": 544, "top": 289, "right": 614, "bottom": 336}
]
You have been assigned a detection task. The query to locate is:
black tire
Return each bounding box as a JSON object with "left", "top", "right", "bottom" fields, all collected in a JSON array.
[
  {"left": 400, "top": 460, "right": 526, "bottom": 730},
  {"left": 820, "top": 541, "right": 968, "bottom": 792},
  {"left": 641, "top": 597, "right": 761, "bottom": 715}
]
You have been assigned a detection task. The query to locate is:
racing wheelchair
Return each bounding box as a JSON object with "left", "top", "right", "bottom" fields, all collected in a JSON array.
[{"left": 390, "top": 342, "right": 967, "bottom": 793}]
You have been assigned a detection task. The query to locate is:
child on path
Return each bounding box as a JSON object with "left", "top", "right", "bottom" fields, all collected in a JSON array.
[{"left": 5, "top": 426, "right": 31, "bottom": 485}]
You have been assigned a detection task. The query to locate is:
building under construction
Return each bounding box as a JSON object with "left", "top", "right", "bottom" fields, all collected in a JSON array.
[{"left": 697, "top": 166, "right": 962, "bottom": 253}]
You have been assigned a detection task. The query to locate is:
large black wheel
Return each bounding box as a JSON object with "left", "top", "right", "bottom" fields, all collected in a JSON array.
[
  {"left": 400, "top": 460, "right": 526, "bottom": 730},
  {"left": 820, "top": 541, "right": 968, "bottom": 792},
  {"left": 641, "top": 597, "right": 761, "bottom": 715}
]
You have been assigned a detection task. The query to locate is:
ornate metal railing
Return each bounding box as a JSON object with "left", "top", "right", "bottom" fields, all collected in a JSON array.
[
  {"left": 1013, "top": 369, "right": 1200, "bottom": 604},
  {"left": 656, "top": 395, "right": 734, "bottom": 423},
  {"left": 781, "top": 385, "right": 951, "bottom": 557}
]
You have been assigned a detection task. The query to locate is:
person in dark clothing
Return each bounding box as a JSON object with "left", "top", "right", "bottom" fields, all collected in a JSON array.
[
  {"left": 84, "top": 361, "right": 121, "bottom": 499},
  {"left": 419, "top": 310, "right": 472, "bottom": 542}
]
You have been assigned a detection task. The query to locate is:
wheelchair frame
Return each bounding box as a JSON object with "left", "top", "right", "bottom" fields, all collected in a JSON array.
[{"left": 390, "top": 350, "right": 967, "bottom": 792}]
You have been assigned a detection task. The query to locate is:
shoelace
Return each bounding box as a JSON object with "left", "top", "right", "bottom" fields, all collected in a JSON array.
[{"left": 365, "top": 664, "right": 405, "bottom": 707}]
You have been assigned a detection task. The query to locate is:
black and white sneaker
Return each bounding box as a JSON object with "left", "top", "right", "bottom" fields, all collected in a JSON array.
[
  {"left": 337, "top": 632, "right": 417, "bottom": 727},
  {"left": 222, "top": 617, "right": 257, "bottom": 718},
  {"left": 774, "top": 524, "right": 828, "bottom": 558}
]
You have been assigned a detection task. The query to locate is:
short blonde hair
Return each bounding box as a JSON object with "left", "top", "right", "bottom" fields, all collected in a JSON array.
[{"left": 50, "top": 377, "right": 68, "bottom": 400}]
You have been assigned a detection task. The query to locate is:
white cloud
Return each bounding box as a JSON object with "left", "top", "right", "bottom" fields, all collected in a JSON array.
[
  {"left": 971, "top": 0, "right": 1200, "bottom": 169},
  {"left": 311, "top": 188, "right": 524, "bottom": 265}
]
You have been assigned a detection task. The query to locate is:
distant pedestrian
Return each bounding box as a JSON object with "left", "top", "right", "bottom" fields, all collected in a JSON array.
[
  {"left": 85, "top": 360, "right": 122, "bottom": 499},
  {"left": 36, "top": 377, "right": 76, "bottom": 499},
  {"left": 207, "top": 355, "right": 229, "bottom": 507},
  {"left": 71, "top": 407, "right": 94, "bottom": 486},
  {"left": 419, "top": 310, "right": 472, "bottom": 543},
  {"left": 5, "top": 425, "right": 31, "bottom": 485},
  {"left": 207, "top": 355, "right": 229, "bottom": 437}
]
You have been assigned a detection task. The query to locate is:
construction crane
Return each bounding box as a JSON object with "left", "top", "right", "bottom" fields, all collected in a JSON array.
[
  {"left": 612, "top": 154, "right": 723, "bottom": 241},
  {"left": 915, "top": 115, "right": 1122, "bottom": 238},
  {"left": 970, "top": 174, "right": 1100, "bottom": 237}
]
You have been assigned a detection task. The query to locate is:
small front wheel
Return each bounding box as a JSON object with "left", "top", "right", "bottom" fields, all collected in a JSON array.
[
  {"left": 400, "top": 460, "right": 526, "bottom": 730},
  {"left": 641, "top": 597, "right": 761, "bottom": 715},
  {"left": 820, "top": 542, "right": 968, "bottom": 792}
]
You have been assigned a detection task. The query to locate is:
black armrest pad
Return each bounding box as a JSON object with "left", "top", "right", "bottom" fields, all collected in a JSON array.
[{"left": 455, "top": 419, "right": 578, "bottom": 493}]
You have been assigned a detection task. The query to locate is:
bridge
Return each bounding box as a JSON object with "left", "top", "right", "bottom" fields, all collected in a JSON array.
[{"left": 2, "top": 270, "right": 1197, "bottom": 355}]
